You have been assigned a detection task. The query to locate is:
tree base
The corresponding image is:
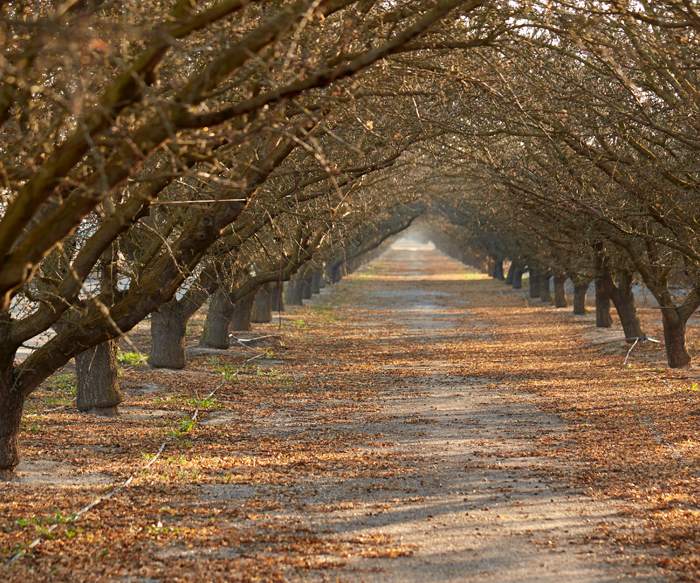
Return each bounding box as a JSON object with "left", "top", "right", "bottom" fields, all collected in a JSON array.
[
  {"left": 83, "top": 406, "right": 120, "bottom": 417},
  {"left": 0, "top": 468, "right": 15, "bottom": 481}
]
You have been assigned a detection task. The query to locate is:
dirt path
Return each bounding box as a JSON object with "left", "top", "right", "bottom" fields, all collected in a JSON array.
[
  {"left": 6, "top": 239, "right": 690, "bottom": 582},
  {"left": 291, "top": 241, "right": 667, "bottom": 582}
]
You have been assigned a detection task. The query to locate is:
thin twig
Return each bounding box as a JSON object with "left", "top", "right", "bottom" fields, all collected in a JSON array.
[
  {"left": 591, "top": 336, "right": 660, "bottom": 346},
  {"left": 151, "top": 198, "right": 247, "bottom": 205},
  {"left": 230, "top": 335, "right": 261, "bottom": 352},
  {"left": 623, "top": 338, "right": 639, "bottom": 365}
]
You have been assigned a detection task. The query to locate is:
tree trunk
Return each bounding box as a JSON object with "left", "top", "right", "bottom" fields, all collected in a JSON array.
[
  {"left": 493, "top": 260, "right": 505, "bottom": 281},
  {"left": 539, "top": 274, "right": 552, "bottom": 303},
  {"left": 149, "top": 301, "right": 188, "bottom": 369},
  {"left": 637, "top": 275, "right": 700, "bottom": 369},
  {"left": 528, "top": 267, "right": 540, "bottom": 298},
  {"left": 594, "top": 278, "right": 613, "bottom": 327},
  {"left": 605, "top": 269, "right": 644, "bottom": 342},
  {"left": 0, "top": 369, "right": 24, "bottom": 479},
  {"left": 553, "top": 275, "right": 568, "bottom": 308},
  {"left": 76, "top": 339, "right": 121, "bottom": 415},
  {"left": 326, "top": 262, "right": 342, "bottom": 283},
  {"left": 310, "top": 270, "right": 322, "bottom": 294},
  {"left": 301, "top": 271, "right": 313, "bottom": 299},
  {"left": 512, "top": 267, "right": 523, "bottom": 289},
  {"left": 270, "top": 281, "right": 284, "bottom": 312},
  {"left": 573, "top": 284, "right": 588, "bottom": 315},
  {"left": 199, "top": 290, "right": 234, "bottom": 349},
  {"left": 252, "top": 283, "right": 273, "bottom": 323},
  {"left": 614, "top": 293, "right": 644, "bottom": 341},
  {"left": 286, "top": 272, "right": 305, "bottom": 306},
  {"left": 660, "top": 309, "right": 692, "bottom": 369},
  {"left": 231, "top": 288, "right": 258, "bottom": 332},
  {"left": 505, "top": 262, "right": 515, "bottom": 285}
]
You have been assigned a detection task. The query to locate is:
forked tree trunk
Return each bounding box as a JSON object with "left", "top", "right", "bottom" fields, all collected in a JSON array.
[
  {"left": 76, "top": 339, "right": 121, "bottom": 415},
  {"left": 199, "top": 290, "right": 234, "bottom": 349},
  {"left": 529, "top": 267, "right": 540, "bottom": 298},
  {"left": 0, "top": 367, "right": 24, "bottom": 479},
  {"left": 539, "top": 274, "right": 552, "bottom": 303},
  {"left": 149, "top": 302, "right": 188, "bottom": 369},
  {"left": 553, "top": 275, "right": 568, "bottom": 308},
  {"left": 573, "top": 284, "right": 588, "bottom": 315},
  {"left": 231, "top": 289, "right": 258, "bottom": 332},
  {"left": 640, "top": 275, "right": 700, "bottom": 368},
  {"left": 512, "top": 267, "right": 523, "bottom": 289},
  {"left": 660, "top": 309, "right": 692, "bottom": 369},
  {"left": 252, "top": 283, "right": 273, "bottom": 323},
  {"left": 594, "top": 279, "right": 613, "bottom": 327}
]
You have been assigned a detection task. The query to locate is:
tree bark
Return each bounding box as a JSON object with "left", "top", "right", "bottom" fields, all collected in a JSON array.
[
  {"left": 270, "top": 281, "right": 284, "bottom": 312},
  {"left": 285, "top": 272, "right": 305, "bottom": 306},
  {"left": 528, "top": 266, "right": 540, "bottom": 298},
  {"left": 0, "top": 368, "right": 24, "bottom": 479},
  {"left": 231, "top": 288, "right": 258, "bottom": 332},
  {"left": 76, "top": 339, "right": 121, "bottom": 415},
  {"left": 252, "top": 282, "right": 273, "bottom": 323},
  {"left": 603, "top": 268, "right": 644, "bottom": 342},
  {"left": 310, "top": 270, "right": 322, "bottom": 294},
  {"left": 594, "top": 278, "right": 613, "bottom": 327},
  {"left": 553, "top": 275, "right": 568, "bottom": 308},
  {"left": 199, "top": 290, "right": 234, "bottom": 349},
  {"left": 493, "top": 260, "right": 505, "bottom": 281},
  {"left": 326, "top": 262, "right": 342, "bottom": 283},
  {"left": 505, "top": 262, "right": 515, "bottom": 285},
  {"left": 301, "top": 271, "right": 313, "bottom": 299},
  {"left": 512, "top": 266, "right": 523, "bottom": 289},
  {"left": 539, "top": 273, "right": 552, "bottom": 303},
  {"left": 573, "top": 284, "right": 588, "bottom": 315},
  {"left": 149, "top": 302, "right": 188, "bottom": 369},
  {"left": 660, "top": 309, "right": 692, "bottom": 369},
  {"left": 149, "top": 265, "right": 217, "bottom": 366},
  {"left": 635, "top": 270, "right": 700, "bottom": 368}
]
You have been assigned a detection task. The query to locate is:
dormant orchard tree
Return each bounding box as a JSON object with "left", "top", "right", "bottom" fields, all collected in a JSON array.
[{"left": 0, "top": 0, "right": 502, "bottom": 478}]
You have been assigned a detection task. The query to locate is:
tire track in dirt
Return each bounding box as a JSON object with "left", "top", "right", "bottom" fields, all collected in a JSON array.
[{"left": 296, "top": 240, "right": 667, "bottom": 583}]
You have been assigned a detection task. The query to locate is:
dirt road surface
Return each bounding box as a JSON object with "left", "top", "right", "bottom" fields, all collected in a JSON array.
[
  {"left": 288, "top": 240, "right": 667, "bottom": 583},
  {"left": 6, "top": 239, "right": 680, "bottom": 582}
]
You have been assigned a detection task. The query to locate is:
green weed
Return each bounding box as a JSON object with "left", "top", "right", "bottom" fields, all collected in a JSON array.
[{"left": 116, "top": 351, "right": 143, "bottom": 366}]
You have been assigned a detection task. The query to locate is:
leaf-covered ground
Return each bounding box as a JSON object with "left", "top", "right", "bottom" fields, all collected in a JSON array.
[{"left": 2, "top": 242, "right": 699, "bottom": 582}]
